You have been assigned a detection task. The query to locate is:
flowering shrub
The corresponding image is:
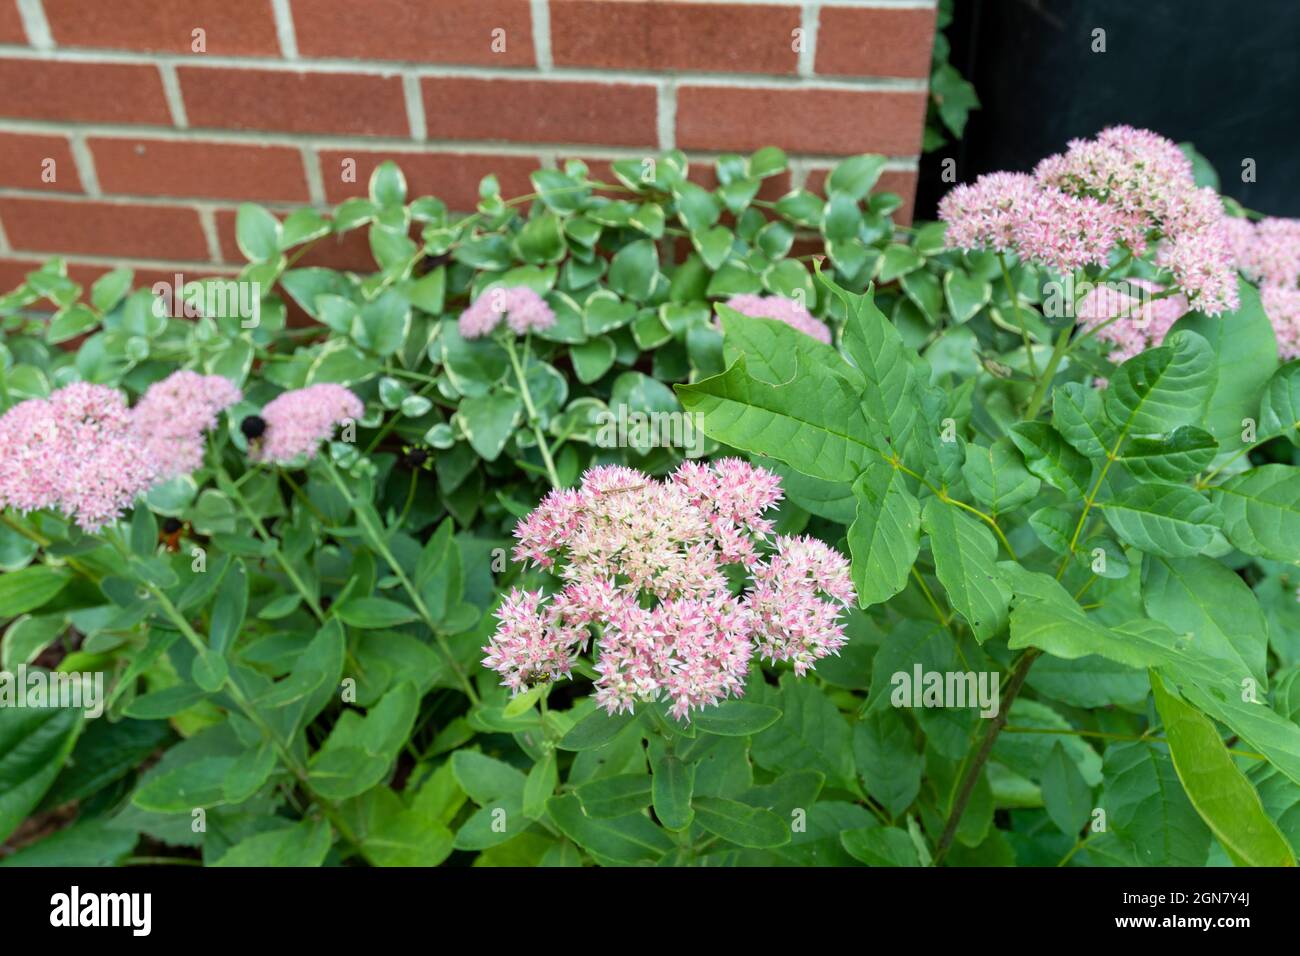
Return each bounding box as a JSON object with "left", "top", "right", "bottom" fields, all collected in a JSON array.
[{"left": 1, "top": 131, "right": 1299, "bottom": 868}]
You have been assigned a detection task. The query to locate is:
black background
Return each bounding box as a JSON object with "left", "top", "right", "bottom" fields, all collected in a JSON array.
[{"left": 917, "top": 0, "right": 1300, "bottom": 219}]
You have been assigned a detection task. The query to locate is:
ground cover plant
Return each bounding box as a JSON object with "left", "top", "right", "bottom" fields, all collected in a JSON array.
[{"left": 1, "top": 130, "right": 1298, "bottom": 868}]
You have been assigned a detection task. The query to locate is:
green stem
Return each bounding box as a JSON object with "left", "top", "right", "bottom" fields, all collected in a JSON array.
[
  {"left": 932, "top": 648, "right": 1040, "bottom": 866},
  {"left": 1023, "top": 320, "right": 1074, "bottom": 420},
  {"left": 503, "top": 334, "right": 562, "bottom": 489},
  {"left": 223, "top": 471, "right": 325, "bottom": 621},
  {"left": 998, "top": 252, "right": 1039, "bottom": 379},
  {"left": 321, "top": 459, "right": 481, "bottom": 705}
]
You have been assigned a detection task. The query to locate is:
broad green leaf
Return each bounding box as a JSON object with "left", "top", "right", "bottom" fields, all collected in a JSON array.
[
  {"left": 1102, "top": 329, "right": 1214, "bottom": 436},
  {"left": 1260, "top": 359, "right": 1300, "bottom": 446},
  {"left": 546, "top": 793, "right": 673, "bottom": 864},
  {"left": 921, "top": 497, "right": 1010, "bottom": 642},
  {"left": 1102, "top": 483, "right": 1221, "bottom": 557},
  {"left": 677, "top": 354, "right": 880, "bottom": 483},
  {"left": 961, "top": 437, "right": 1040, "bottom": 514},
  {"left": 1142, "top": 555, "right": 1268, "bottom": 688},
  {"left": 1118, "top": 425, "right": 1217, "bottom": 482},
  {"left": 574, "top": 773, "right": 651, "bottom": 819},
  {"left": 333, "top": 596, "right": 419, "bottom": 629},
  {"left": 750, "top": 676, "right": 854, "bottom": 788},
  {"left": 841, "top": 826, "right": 921, "bottom": 866},
  {"left": 0, "top": 703, "right": 82, "bottom": 842},
  {"left": 1210, "top": 464, "right": 1300, "bottom": 562},
  {"left": 0, "top": 566, "right": 71, "bottom": 617},
  {"left": 690, "top": 701, "right": 781, "bottom": 737},
  {"left": 557, "top": 708, "right": 635, "bottom": 751},
  {"left": 1040, "top": 742, "right": 1092, "bottom": 836},
  {"left": 1052, "top": 382, "right": 1114, "bottom": 459},
  {"left": 848, "top": 461, "right": 921, "bottom": 608},
  {"left": 212, "top": 819, "right": 331, "bottom": 867},
  {"left": 1101, "top": 741, "right": 1210, "bottom": 866},
  {"left": 1008, "top": 422, "right": 1091, "bottom": 500},
  {"left": 651, "top": 752, "right": 694, "bottom": 831},
  {"left": 692, "top": 796, "right": 789, "bottom": 849},
  {"left": 1152, "top": 674, "right": 1294, "bottom": 867},
  {"left": 235, "top": 203, "right": 282, "bottom": 262},
  {"left": 853, "top": 709, "right": 921, "bottom": 818}
]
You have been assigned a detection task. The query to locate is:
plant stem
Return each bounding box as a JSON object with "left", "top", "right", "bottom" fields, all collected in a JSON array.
[
  {"left": 1023, "top": 321, "right": 1074, "bottom": 420},
  {"left": 998, "top": 252, "right": 1039, "bottom": 379},
  {"left": 222, "top": 470, "right": 325, "bottom": 621},
  {"left": 503, "top": 334, "right": 562, "bottom": 489},
  {"left": 932, "top": 648, "right": 1040, "bottom": 866},
  {"left": 321, "top": 460, "right": 480, "bottom": 705}
]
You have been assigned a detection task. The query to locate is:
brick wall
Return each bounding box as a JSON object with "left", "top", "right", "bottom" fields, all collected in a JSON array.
[{"left": 0, "top": 0, "right": 936, "bottom": 292}]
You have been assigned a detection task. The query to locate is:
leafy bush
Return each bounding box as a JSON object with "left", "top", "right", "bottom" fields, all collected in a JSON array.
[{"left": 1, "top": 131, "right": 1298, "bottom": 868}]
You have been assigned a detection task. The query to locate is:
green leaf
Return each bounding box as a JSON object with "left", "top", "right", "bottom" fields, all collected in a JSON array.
[
  {"left": 677, "top": 354, "right": 879, "bottom": 484},
  {"left": 826, "top": 154, "right": 886, "bottom": 200},
  {"left": 369, "top": 160, "right": 407, "bottom": 207},
  {"left": 333, "top": 596, "right": 419, "bottom": 629},
  {"left": 607, "top": 239, "right": 659, "bottom": 302},
  {"left": 854, "top": 709, "right": 921, "bottom": 818},
  {"left": 1102, "top": 483, "right": 1221, "bottom": 557},
  {"left": 1102, "top": 329, "right": 1214, "bottom": 436},
  {"left": 1151, "top": 674, "right": 1294, "bottom": 867},
  {"left": 690, "top": 701, "right": 781, "bottom": 737},
  {"left": 457, "top": 391, "right": 522, "bottom": 461},
  {"left": 213, "top": 819, "right": 332, "bottom": 867},
  {"left": 0, "top": 566, "right": 71, "bottom": 616},
  {"left": 1142, "top": 555, "right": 1268, "bottom": 687},
  {"left": 841, "top": 826, "right": 921, "bottom": 866},
  {"left": 46, "top": 304, "right": 99, "bottom": 344},
  {"left": 1052, "top": 381, "right": 1115, "bottom": 459},
  {"left": 546, "top": 793, "right": 673, "bottom": 864},
  {"left": 1041, "top": 742, "right": 1092, "bottom": 836},
  {"left": 1008, "top": 422, "right": 1091, "bottom": 500},
  {"left": 451, "top": 750, "right": 526, "bottom": 805},
  {"left": 962, "top": 437, "right": 1040, "bottom": 514},
  {"left": 557, "top": 708, "right": 635, "bottom": 751},
  {"left": 1171, "top": 280, "right": 1276, "bottom": 461},
  {"left": 0, "top": 703, "right": 83, "bottom": 842},
  {"left": 943, "top": 271, "right": 990, "bottom": 323},
  {"left": 1260, "top": 359, "right": 1300, "bottom": 446},
  {"left": 1118, "top": 425, "right": 1217, "bottom": 482},
  {"left": 575, "top": 773, "right": 652, "bottom": 819},
  {"left": 692, "top": 796, "right": 789, "bottom": 848},
  {"left": 90, "top": 267, "right": 133, "bottom": 313},
  {"left": 570, "top": 336, "right": 617, "bottom": 384},
  {"left": 1210, "top": 464, "right": 1300, "bottom": 562},
  {"left": 750, "top": 676, "right": 854, "bottom": 789},
  {"left": 308, "top": 683, "right": 418, "bottom": 800},
  {"left": 921, "top": 497, "right": 1010, "bottom": 642},
  {"left": 1101, "top": 741, "right": 1210, "bottom": 866},
  {"left": 651, "top": 752, "right": 694, "bottom": 831},
  {"left": 848, "top": 461, "right": 921, "bottom": 608},
  {"left": 235, "top": 203, "right": 282, "bottom": 262},
  {"left": 209, "top": 558, "right": 247, "bottom": 655}
]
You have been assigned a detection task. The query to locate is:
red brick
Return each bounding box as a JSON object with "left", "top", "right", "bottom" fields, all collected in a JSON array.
[
  {"left": 90, "top": 137, "right": 309, "bottom": 202},
  {"left": 0, "top": 198, "right": 210, "bottom": 261},
  {"left": 422, "top": 77, "right": 657, "bottom": 147},
  {"left": 0, "top": 133, "right": 82, "bottom": 192},
  {"left": 292, "top": 0, "right": 534, "bottom": 66},
  {"left": 805, "top": 167, "right": 918, "bottom": 224},
  {"left": 0, "top": 1, "right": 26, "bottom": 43},
  {"left": 179, "top": 67, "right": 409, "bottom": 136},
  {"left": 42, "top": 0, "right": 280, "bottom": 55},
  {"left": 676, "top": 86, "right": 926, "bottom": 156},
  {"left": 815, "top": 7, "right": 937, "bottom": 79},
  {"left": 317, "top": 150, "right": 538, "bottom": 211},
  {"left": 550, "top": 0, "right": 799, "bottom": 74},
  {"left": 0, "top": 59, "right": 172, "bottom": 125},
  {"left": 213, "top": 208, "right": 378, "bottom": 271}
]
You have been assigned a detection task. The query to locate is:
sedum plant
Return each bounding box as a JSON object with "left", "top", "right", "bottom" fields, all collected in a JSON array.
[{"left": 0, "top": 130, "right": 1298, "bottom": 868}]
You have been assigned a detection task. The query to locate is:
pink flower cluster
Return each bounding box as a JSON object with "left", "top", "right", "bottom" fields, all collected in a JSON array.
[
  {"left": 483, "top": 460, "right": 856, "bottom": 719},
  {"left": 252, "top": 384, "right": 364, "bottom": 464},
  {"left": 940, "top": 126, "right": 1240, "bottom": 315},
  {"left": 0, "top": 383, "right": 158, "bottom": 531},
  {"left": 1077, "top": 278, "right": 1190, "bottom": 364},
  {"left": 722, "top": 294, "right": 832, "bottom": 344},
  {"left": 458, "top": 286, "right": 556, "bottom": 339},
  {"left": 0, "top": 371, "right": 243, "bottom": 531},
  {"left": 130, "top": 370, "right": 242, "bottom": 478},
  {"left": 1226, "top": 216, "right": 1300, "bottom": 359}
]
